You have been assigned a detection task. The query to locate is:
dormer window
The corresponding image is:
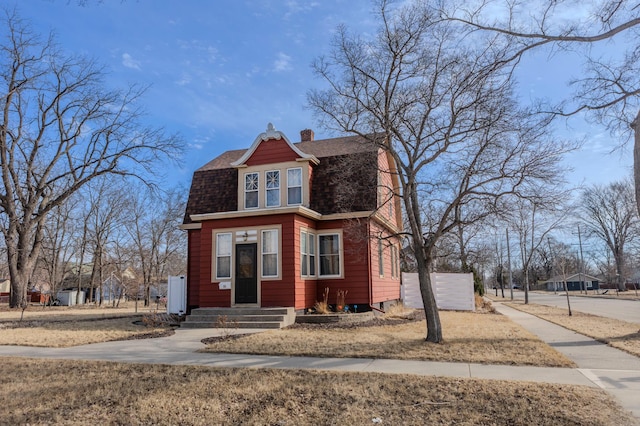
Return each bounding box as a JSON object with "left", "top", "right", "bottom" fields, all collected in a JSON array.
[
  {"left": 245, "top": 172, "right": 259, "bottom": 209},
  {"left": 266, "top": 170, "right": 280, "bottom": 207},
  {"left": 287, "top": 168, "right": 302, "bottom": 205}
]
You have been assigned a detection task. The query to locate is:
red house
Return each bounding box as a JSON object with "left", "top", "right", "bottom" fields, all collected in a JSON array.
[{"left": 182, "top": 124, "right": 402, "bottom": 314}]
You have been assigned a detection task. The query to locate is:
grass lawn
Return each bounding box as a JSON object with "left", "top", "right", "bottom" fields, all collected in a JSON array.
[
  {"left": 0, "top": 303, "right": 638, "bottom": 424},
  {"left": 1, "top": 357, "right": 636, "bottom": 426},
  {"left": 201, "top": 310, "right": 575, "bottom": 367},
  {"left": 0, "top": 309, "right": 173, "bottom": 347}
]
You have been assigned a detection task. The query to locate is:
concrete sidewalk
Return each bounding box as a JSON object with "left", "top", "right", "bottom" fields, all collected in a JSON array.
[
  {"left": 1, "top": 305, "right": 639, "bottom": 418},
  {"left": 494, "top": 302, "right": 640, "bottom": 418}
]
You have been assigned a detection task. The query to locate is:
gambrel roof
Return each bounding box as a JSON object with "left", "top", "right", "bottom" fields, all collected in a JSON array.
[{"left": 183, "top": 132, "right": 382, "bottom": 224}]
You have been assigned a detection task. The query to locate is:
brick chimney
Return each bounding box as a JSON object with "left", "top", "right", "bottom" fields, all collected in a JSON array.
[{"left": 300, "top": 128, "right": 314, "bottom": 142}]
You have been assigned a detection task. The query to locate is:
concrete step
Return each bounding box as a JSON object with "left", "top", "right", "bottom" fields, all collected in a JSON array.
[
  {"left": 189, "top": 307, "right": 292, "bottom": 316},
  {"left": 180, "top": 320, "right": 284, "bottom": 329},
  {"left": 181, "top": 307, "right": 296, "bottom": 329},
  {"left": 184, "top": 314, "right": 287, "bottom": 323}
]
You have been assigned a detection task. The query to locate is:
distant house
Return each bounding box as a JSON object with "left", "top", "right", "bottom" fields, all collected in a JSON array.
[
  {"left": 544, "top": 273, "right": 600, "bottom": 291},
  {"left": 181, "top": 124, "right": 402, "bottom": 313},
  {"left": 0, "top": 278, "right": 9, "bottom": 293}
]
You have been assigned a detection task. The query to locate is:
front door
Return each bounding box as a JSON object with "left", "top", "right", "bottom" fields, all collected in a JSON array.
[{"left": 235, "top": 243, "right": 258, "bottom": 304}]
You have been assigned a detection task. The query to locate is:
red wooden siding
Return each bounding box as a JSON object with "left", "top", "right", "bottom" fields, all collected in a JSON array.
[
  {"left": 314, "top": 220, "right": 371, "bottom": 306},
  {"left": 369, "top": 221, "right": 401, "bottom": 303},
  {"left": 293, "top": 216, "right": 318, "bottom": 309},
  {"left": 245, "top": 138, "right": 299, "bottom": 166},
  {"left": 187, "top": 215, "right": 400, "bottom": 311},
  {"left": 187, "top": 230, "right": 201, "bottom": 310},
  {"left": 198, "top": 222, "right": 230, "bottom": 307}
]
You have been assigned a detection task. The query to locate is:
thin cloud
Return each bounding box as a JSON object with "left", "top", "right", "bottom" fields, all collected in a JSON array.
[
  {"left": 273, "top": 52, "right": 292, "bottom": 72},
  {"left": 122, "top": 53, "right": 141, "bottom": 70}
]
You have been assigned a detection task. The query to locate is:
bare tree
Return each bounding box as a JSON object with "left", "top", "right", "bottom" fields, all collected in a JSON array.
[
  {"left": 580, "top": 178, "right": 639, "bottom": 291},
  {"left": 508, "top": 196, "right": 571, "bottom": 303},
  {"left": 308, "top": 0, "right": 574, "bottom": 342},
  {"left": 126, "top": 186, "right": 186, "bottom": 306},
  {"left": 39, "top": 194, "right": 80, "bottom": 305},
  {"left": 0, "top": 12, "right": 182, "bottom": 308},
  {"left": 441, "top": 0, "right": 640, "bottom": 207},
  {"left": 80, "top": 178, "right": 128, "bottom": 304}
]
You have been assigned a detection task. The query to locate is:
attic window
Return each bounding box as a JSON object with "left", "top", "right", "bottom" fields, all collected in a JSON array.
[
  {"left": 266, "top": 170, "right": 280, "bottom": 207},
  {"left": 287, "top": 168, "right": 302, "bottom": 205},
  {"left": 245, "top": 172, "right": 259, "bottom": 209}
]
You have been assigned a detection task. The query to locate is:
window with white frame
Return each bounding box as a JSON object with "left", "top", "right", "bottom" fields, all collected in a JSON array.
[
  {"left": 244, "top": 172, "right": 259, "bottom": 209},
  {"left": 266, "top": 170, "right": 280, "bottom": 207},
  {"left": 378, "top": 237, "right": 384, "bottom": 277},
  {"left": 287, "top": 168, "right": 302, "bottom": 205},
  {"left": 301, "top": 230, "right": 317, "bottom": 277},
  {"left": 319, "top": 233, "right": 340, "bottom": 277},
  {"left": 262, "top": 229, "right": 278, "bottom": 277},
  {"left": 216, "top": 233, "right": 232, "bottom": 279},
  {"left": 309, "top": 233, "right": 316, "bottom": 276},
  {"left": 391, "top": 245, "right": 398, "bottom": 278}
]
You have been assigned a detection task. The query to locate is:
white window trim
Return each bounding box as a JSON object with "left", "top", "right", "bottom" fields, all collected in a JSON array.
[
  {"left": 215, "top": 232, "right": 233, "bottom": 280},
  {"left": 261, "top": 229, "right": 279, "bottom": 278},
  {"left": 309, "top": 232, "right": 316, "bottom": 277},
  {"left": 287, "top": 167, "right": 303, "bottom": 206},
  {"left": 318, "top": 231, "right": 343, "bottom": 278},
  {"left": 265, "top": 169, "right": 281, "bottom": 208},
  {"left": 391, "top": 244, "right": 398, "bottom": 279},
  {"left": 378, "top": 237, "right": 384, "bottom": 277},
  {"left": 244, "top": 172, "right": 259, "bottom": 209},
  {"left": 300, "top": 229, "right": 317, "bottom": 278}
]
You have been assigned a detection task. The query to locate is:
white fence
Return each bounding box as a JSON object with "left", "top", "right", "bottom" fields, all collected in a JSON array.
[
  {"left": 401, "top": 272, "right": 475, "bottom": 311},
  {"left": 167, "top": 275, "right": 186, "bottom": 314}
]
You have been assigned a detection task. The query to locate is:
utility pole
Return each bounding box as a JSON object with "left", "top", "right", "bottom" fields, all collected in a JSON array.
[
  {"left": 547, "top": 237, "right": 555, "bottom": 294},
  {"left": 506, "top": 228, "right": 514, "bottom": 300},
  {"left": 577, "top": 224, "right": 586, "bottom": 294}
]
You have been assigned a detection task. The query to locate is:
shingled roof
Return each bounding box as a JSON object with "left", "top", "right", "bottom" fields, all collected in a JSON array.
[
  {"left": 183, "top": 134, "right": 380, "bottom": 224},
  {"left": 196, "top": 134, "right": 378, "bottom": 171}
]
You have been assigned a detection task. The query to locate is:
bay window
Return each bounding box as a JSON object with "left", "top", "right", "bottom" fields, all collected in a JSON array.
[
  {"left": 319, "top": 233, "right": 341, "bottom": 277},
  {"left": 301, "top": 230, "right": 317, "bottom": 277}
]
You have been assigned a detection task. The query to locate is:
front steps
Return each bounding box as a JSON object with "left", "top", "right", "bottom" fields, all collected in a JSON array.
[{"left": 181, "top": 307, "right": 296, "bottom": 329}]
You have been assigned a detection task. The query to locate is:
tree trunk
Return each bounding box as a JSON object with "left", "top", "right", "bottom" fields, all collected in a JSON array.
[
  {"left": 406, "top": 183, "right": 442, "bottom": 343},
  {"left": 6, "top": 224, "right": 40, "bottom": 308},
  {"left": 417, "top": 250, "right": 442, "bottom": 343},
  {"left": 616, "top": 252, "right": 626, "bottom": 291},
  {"left": 633, "top": 110, "right": 640, "bottom": 216}
]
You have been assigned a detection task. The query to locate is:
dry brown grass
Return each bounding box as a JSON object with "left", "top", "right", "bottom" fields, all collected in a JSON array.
[
  {"left": 506, "top": 301, "right": 640, "bottom": 357},
  {"left": 202, "top": 310, "right": 575, "bottom": 367},
  {"left": 1, "top": 357, "right": 635, "bottom": 426},
  {"left": 0, "top": 303, "right": 159, "bottom": 321},
  {"left": 0, "top": 315, "right": 172, "bottom": 347}
]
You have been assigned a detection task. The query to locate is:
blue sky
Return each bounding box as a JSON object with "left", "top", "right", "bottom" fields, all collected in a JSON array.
[{"left": 11, "top": 0, "right": 633, "bottom": 189}]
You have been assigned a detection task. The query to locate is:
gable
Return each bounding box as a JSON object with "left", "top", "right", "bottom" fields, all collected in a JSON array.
[
  {"left": 244, "top": 138, "right": 300, "bottom": 166},
  {"left": 231, "top": 123, "right": 318, "bottom": 167}
]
